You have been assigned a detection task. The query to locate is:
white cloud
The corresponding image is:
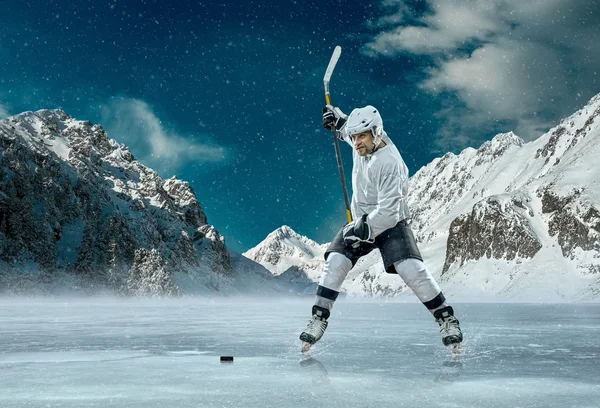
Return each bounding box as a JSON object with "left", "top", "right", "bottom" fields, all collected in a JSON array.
[
  {"left": 100, "top": 97, "right": 230, "bottom": 173},
  {"left": 367, "top": 1, "right": 504, "bottom": 55},
  {"left": 421, "top": 39, "right": 567, "bottom": 140},
  {"left": 367, "top": 1, "right": 412, "bottom": 29},
  {"left": 365, "top": 0, "right": 600, "bottom": 149}
]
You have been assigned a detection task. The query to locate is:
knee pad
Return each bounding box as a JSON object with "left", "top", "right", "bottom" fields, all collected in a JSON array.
[
  {"left": 393, "top": 258, "right": 441, "bottom": 303},
  {"left": 393, "top": 258, "right": 426, "bottom": 284},
  {"left": 318, "top": 252, "right": 352, "bottom": 292}
]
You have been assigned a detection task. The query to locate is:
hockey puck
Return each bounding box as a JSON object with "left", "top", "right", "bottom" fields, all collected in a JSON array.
[{"left": 220, "top": 356, "right": 234, "bottom": 363}]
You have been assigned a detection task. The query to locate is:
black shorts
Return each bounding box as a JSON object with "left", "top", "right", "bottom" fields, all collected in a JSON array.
[{"left": 324, "top": 219, "right": 423, "bottom": 274}]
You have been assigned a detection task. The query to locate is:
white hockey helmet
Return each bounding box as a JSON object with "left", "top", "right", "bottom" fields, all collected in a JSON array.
[{"left": 345, "top": 105, "right": 384, "bottom": 148}]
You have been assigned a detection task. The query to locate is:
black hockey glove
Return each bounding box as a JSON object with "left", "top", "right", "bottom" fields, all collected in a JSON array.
[
  {"left": 342, "top": 214, "right": 373, "bottom": 248},
  {"left": 322, "top": 105, "right": 347, "bottom": 131}
]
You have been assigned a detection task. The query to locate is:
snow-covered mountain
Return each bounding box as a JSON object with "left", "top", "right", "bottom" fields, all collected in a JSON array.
[
  {"left": 241, "top": 225, "right": 322, "bottom": 295},
  {"left": 0, "top": 109, "right": 233, "bottom": 295},
  {"left": 249, "top": 94, "right": 600, "bottom": 301},
  {"left": 243, "top": 225, "right": 327, "bottom": 284},
  {"left": 409, "top": 94, "right": 600, "bottom": 301}
]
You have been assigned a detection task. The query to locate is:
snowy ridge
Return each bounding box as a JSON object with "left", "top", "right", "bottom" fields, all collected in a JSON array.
[
  {"left": 249, "top": 94, "right": 600, "bottom": 301},
  {"left": 408, "top": 130, "right": 527, "bottom": 237}
]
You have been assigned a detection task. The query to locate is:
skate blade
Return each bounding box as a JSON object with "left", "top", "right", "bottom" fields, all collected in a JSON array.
[
  {"left": 301, "top": 341, "right": 313, "bottom": 353},
  {"left": 449, "top": 343, "right": 461, "bottom": 355}
]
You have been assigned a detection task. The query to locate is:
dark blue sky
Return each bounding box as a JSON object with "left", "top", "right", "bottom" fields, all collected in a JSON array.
[{"left": 2, "top": 0, "right": 599, "bottom": 252}]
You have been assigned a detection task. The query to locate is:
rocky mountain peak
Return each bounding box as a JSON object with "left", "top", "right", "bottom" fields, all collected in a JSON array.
[
  {"left": 474, "top": 131, "right": 524, "bottom": 165},
  {"left": 267, "top": 225, "right": 297, "bottom": 240},
  {"left": 243, "top": 226, "right": 326, "bottom": 279},
  {"left": 490, "top": 131, "right": 524, "bottom": 148}
]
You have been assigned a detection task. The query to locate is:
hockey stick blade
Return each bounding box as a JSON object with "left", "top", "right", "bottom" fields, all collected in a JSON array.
[{"left": 323, "top": 46, "right": 342, "bottom": 96}]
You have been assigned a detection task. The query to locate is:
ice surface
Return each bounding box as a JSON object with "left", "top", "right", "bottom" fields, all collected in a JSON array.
[{"left": 0, "top": 298, "right": 598, "bottom": 408}]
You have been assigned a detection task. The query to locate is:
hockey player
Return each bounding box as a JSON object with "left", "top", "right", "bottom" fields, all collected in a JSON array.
[{"left": 300, "top": 105, "right": 463, "bottom": 352}]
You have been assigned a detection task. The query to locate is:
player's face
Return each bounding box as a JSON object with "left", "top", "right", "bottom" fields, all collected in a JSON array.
[{"left": 351, "top": 131, "right": 374, "bottom": 156}]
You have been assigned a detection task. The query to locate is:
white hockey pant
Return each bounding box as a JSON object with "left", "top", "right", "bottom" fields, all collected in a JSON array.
[{"left": 315, "top": 253, "right": 446, "bottom": 312}]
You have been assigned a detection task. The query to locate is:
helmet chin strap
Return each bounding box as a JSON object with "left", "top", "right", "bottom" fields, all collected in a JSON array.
[
  {"left": 368, "top": 127, "right": 383, "bottom": 154},
  {"left": 369, "top": 143, "right": 379, "bottom": 155}
]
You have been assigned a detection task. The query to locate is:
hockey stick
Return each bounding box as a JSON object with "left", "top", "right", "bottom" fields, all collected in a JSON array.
[{"left": 323, "top": 46, "right": 353, "bottom": 223}]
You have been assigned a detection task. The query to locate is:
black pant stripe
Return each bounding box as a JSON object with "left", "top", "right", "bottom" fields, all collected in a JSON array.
[
  {"left": 316, "top": 285, "right": 340, "bottom": 301},
  {"left": 423, "top": 292, "right": 446, "bottom": 310}
]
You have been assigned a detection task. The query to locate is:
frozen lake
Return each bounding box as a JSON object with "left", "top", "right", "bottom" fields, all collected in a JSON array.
[{"left": 0, "top": 298, "right": 598, "bottom": 408}]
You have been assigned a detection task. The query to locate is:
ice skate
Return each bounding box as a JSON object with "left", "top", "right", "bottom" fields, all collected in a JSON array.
[
  {"left": 299, "top": 306, "right": 330, "bottom": 353},
  {"left": 434, "top": 306, "right": 463, "bottom": 354}
]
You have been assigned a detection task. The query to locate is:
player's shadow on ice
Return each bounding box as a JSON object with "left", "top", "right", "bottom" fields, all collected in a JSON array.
[
  {"left": 434, "top": 358, "right": 463, "bottom": 383},
  {"left": 299, "top": 355, "right": 331, "bottom": 386}
]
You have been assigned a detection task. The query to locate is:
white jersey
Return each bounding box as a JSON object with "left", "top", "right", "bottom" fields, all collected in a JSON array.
[{"left": 339, "top": 128, "right": 410, "bottom": 238}]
